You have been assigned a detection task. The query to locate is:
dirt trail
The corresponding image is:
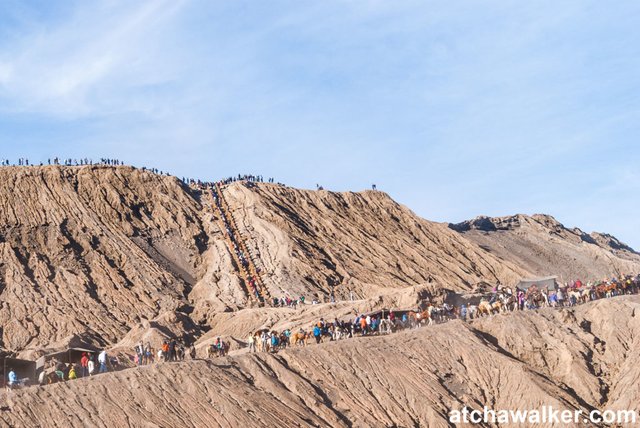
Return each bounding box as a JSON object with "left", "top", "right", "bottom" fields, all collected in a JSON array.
[{"left": 2, "top": 296, "right": 639, "bottom": 428}]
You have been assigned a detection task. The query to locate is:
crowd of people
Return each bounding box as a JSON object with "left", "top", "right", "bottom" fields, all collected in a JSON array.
[
  {"left": 132, "top": 340, "right": 197, "bottom": 365},
  {"left": 4, "top": 156, "right": 296, "bottom": 195},
  {"left": 28, "top": 339, "right": 203, "bottom": 387},
  {"left": 2, "top": 157, "right": 318, "bottom": 194},
  {"left": 3, "top": 156, "right": 387, "bottom": 196},
  {"left": 271, "top": 295, "right": 307, "bottom": 308},
  {"left": 210, "top": 185, "right": 265, "bottom": 302},
  {"left": 182, "top": 174, "right": 285, "bottom": 191},
  {"left": 246, "top": 274, "right": 640, "bottom": 354},
  {"left": 0, "top": 157, "right": 126, "bottom": 167},
  {"left": 219, "top": 174, "right": 273, "bottom": 185},
  {"left": 0, "top": 156, "right": 186, "bottom": 179},
  {"left": 462, "top": 274, "right": 640, "bottom": 318},
  {"left": 34, "top": 349, "right": 112, "bottom": 386},
  {"left": 9, "top": 273, "right": 637, "bottom": 391},
  {"left": 247, "top": 313, "right": 401, "bottom": 353}
]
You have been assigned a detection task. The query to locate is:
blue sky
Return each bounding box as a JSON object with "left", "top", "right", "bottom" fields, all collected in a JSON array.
[{"left": 0, "top": 1, "right": 639, "bottom": 248}]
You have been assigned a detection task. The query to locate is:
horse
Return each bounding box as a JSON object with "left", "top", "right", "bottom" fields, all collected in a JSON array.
[
  {"left": 413, "top": 310, "right": 424, "bottom": 327},
  {"left": 422, "top": 307, "right": 435, "bottom": 325},
  {"left": 525, "top": 287, "right": 546, "bottom": 308},
  {"left": 176, "top": 346, "right": 185, "bottom": 361},
  {"left": 490, "top": 300, "right": 503, "bottom": 313},
  {"left": 500, "top": 294, "right": 518, "bottom": 312},
  {"left": 219, "top": 341, "right": 229, "bottom": 356},
  {"left": 320, "top": 326, "right": 334, "bottom": 343},
  {"left": 379, "top": 318, "right": 393, "bottom": 335},
  {"left": 207, "top": 344, "right": 217, "bottom": 359},
  {"left": 445, "top": 304, "right": 459, "bottom": 320},
  {"left": 291, "top": 331, "right": 308, "bottom": 347},
  {"left": 568, "top": 288, "right": 585, "bottom": 304},
  {"left": 425, "top": 306, "right": 441, "bottom": 324},
  {"left": 207, "top": 340, "right": 229, "bottom": 358},
  {"left": 278, "top": 332, "right": 290, "bottom": 349},
  {"left": 477, "top": 300, "right": 493, "bottom": 317},
  {"left": 406, "top": 309, "right": 431, "bottom": 327},
  {"left": 332, "top": 324, "right": 349, "bottom": 340}
]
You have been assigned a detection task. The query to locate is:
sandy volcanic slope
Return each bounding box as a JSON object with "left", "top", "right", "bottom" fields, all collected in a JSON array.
[
  {"left": 3, "top": 296, "right": 639, "bottom": 428},
  {"left": 1, "top": 165, "right": 637, "bottom": 394},
  {"left": 0, "top": 166, "right": 209, "bottom": 352},
  {"left": 451, "top": 214, "right": 640, "bottom": 282},
  {"left": 471, "top": 295, "right": 640, "bottom": 414},
  {"left": 0, "top": 166, "right": 531, "bottom": 353},
  {"left": 220, "top": 183, "right": 526, "bottom": 300}
]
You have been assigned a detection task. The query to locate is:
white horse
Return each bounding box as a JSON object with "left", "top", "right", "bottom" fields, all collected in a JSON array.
[{"left": 379, "top": 318, "right": 393, "bottom": 335}]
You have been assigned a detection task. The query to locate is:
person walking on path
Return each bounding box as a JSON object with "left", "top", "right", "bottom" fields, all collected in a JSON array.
[
  {"left": 88, "top": 357, "right": 95, "bottom": 376},
  {"left": 7, "top": 368, "right": 17, "bottom": 390},
  {"left": 98, "top": 350, "right": 108, "bottom": 373}
]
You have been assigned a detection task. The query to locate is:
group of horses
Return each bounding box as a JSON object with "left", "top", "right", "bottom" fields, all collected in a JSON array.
[
  {"left": 399, "top": 303, "right": 459, "bottom": 327},
  {"left": 463, "top": 275, "right": 640, "bottom": 318},
  {"left": 252, "top": 326, "right": 349, "bottom": 351},
  {"left": 468, "top": 289, "right": 520, "bottom": 318},
  {"left": 248, "top": 275, "right": 640, "bottom": 352},
  {"left": 249, "top": 304, "right": 463, "bottom": 352},
  {"left": 565, "top": 278, "right": 638, "bottom": 304}
]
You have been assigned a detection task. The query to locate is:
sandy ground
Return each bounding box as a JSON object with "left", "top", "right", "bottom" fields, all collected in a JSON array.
[{"left": 2, "top": 295, "right": 639, "bottom": 427}]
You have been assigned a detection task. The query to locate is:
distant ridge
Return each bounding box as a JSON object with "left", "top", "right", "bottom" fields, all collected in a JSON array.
[{"left": 450, "top": 214, "right": 640, "bottom": 280}]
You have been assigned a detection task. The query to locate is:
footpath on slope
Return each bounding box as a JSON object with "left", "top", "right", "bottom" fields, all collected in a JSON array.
[
  {"left": 208, "top": 184, "right": 271, "bottom": 307},
  {"left": 5, "top": 296, "right": 640, "bottom": 427}
]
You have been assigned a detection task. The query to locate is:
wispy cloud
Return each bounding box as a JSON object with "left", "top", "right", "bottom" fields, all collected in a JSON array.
[{"left": 0, "top": 1, "right": 185, "bottom": 117}]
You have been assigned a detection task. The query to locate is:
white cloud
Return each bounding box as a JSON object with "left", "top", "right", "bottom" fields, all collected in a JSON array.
[{"left": 0, "top": 0, "right": 185, "bottom": 117}]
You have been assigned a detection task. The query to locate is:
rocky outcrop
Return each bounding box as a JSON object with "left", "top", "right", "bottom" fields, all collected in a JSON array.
[{"left": 450, "top": 214, "right": 640, "bottom": 281}]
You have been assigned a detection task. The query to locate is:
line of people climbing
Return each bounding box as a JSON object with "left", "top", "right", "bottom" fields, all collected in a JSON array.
[
  {"left": 1, "top": 157, "right": 188, "bottom": 180},
  {"left": 133, "top": 340, "right": 197, "bottom": 365},
  {"left": 247, "top": 312, "right": 405, "bottom": 354},
  {"left": 210, "top": 185, "right": 270, "bottom": 304},
  {"left": 29, "top": 338, "right": 227, "bottom": 388},
  {"left": 3, "top": 158, "right": 385, "bottom": 195},
  {"left": 22, "top": 273, "right": 639, "bottom": 392}
]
